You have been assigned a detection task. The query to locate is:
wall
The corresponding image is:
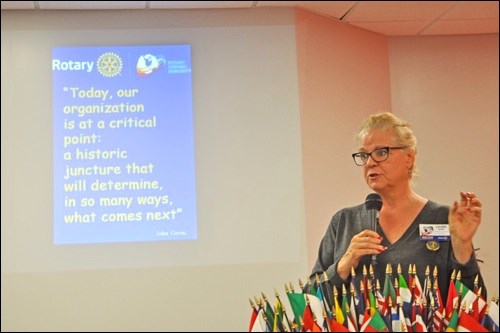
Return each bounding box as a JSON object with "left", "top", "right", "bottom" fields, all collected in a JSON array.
[
  {"left": 388, "top": 34, "right": 499, "bottom": 291},
  {"left": 1, "top": 8, "right": 307, "bottom": 331},
  {"left": 295, "top": 9, "right": 392, "bottom": 273}
]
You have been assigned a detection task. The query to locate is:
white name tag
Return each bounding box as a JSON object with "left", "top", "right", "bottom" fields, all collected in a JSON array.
[{"left": 419, "top": 224, "right": 450, "bottom": 241}]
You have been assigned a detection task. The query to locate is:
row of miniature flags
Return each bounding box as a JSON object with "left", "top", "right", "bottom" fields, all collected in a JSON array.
[{"left": 248, "top": 263, "right": 499, "bottom": 332}]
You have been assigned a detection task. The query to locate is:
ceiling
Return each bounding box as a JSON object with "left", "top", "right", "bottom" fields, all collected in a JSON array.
[{"left": 1, "top": 1, "right": 498, "bottom": 36}]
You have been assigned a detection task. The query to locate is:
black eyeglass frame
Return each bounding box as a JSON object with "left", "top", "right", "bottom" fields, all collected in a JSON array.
[{"left": 351, "top": 146, "right": 406, "bottom": 166}]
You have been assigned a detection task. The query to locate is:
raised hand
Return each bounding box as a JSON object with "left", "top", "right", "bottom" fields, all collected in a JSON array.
[{"left": 449, "top": 191, "right": 482, "bottom": 263}]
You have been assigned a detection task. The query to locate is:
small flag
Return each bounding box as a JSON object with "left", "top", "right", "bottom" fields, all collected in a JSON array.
[{"left": 457, "top": 310, "right": 488, "bottom": 332}]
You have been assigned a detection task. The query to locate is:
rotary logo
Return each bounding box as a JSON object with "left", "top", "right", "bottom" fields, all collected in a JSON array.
[{"left": 97, "top": 52, "right": 123, "bottom": 78}]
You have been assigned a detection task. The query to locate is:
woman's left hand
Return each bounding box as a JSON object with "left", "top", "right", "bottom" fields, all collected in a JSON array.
[
  {"left": 449, "top": 191, "right": 482, "bottom": 263},
  {"left": 449, "top": 191, "right": 482, "bottom": 242}
]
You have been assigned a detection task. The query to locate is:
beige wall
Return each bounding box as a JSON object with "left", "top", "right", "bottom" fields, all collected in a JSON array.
[
  {"left": 389, "top": 34, "right": 499, "bottom": 291},
  {"left": 1, "top": 8, "right": 307, "bottom": 332},
  {"left": 295, "top": 9, "right": 392, "bottom": 274}
]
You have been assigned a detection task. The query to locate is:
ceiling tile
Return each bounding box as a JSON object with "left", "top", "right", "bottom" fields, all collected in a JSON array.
[
  {"left": 349, "top": 20, "right": 431, "bottom": 36},
  {"left": 345, "top": 1, "right": 456, "bottom": 22},
  {"left": 150, "top": 1, "right": 254, "bottom": 9},
  {"left": 38, "top": 1, "right": 147, "bottom": 10},
  {"left": 257, "top": 1, "right": 355, "bottom": 19},
  {"left": 440, "top": 1, "right": 499, "bottom": 20},
  {"left": 1, "top": 1, "right": 36, "bottom": 9},
  {"left": 422, "top": 18, "right": 500, "bottom": 35}
]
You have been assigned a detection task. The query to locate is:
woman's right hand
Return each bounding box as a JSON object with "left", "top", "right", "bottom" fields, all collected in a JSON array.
[{"left": 336, "top": 229, "right": 386, "bottom": 280}]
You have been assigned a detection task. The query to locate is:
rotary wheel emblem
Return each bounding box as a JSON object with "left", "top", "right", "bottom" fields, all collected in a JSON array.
[{"left": 97, "top": 52, "right": 123, "bottom": 78}]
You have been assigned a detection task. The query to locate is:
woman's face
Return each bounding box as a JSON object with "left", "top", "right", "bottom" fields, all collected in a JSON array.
[{"left": 359, "top": 129, "right": 413, "bottom": 193}]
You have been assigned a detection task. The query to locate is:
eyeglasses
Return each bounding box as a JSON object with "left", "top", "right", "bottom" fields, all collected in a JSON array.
[{"left": 352, "top": 146, "right": 406, "bottom": 166}]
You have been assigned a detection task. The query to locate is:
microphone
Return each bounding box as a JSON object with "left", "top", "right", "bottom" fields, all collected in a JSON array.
[{"left": 365, "top": 193, "right": 382, "bottom": 267}]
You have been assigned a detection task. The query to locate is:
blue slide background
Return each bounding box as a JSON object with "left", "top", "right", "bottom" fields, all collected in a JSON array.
[{"left": 53, "top": 45, "right": 197, "bottom": 244}]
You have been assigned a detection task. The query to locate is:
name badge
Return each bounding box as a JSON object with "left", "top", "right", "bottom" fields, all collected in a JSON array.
[{"left": 419, "top": 224, "right": 450, "bottom": 241}]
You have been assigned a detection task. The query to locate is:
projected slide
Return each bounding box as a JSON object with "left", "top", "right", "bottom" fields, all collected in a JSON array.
[{"left": 52, "top": 45, "right": 196, "bottom": 245}]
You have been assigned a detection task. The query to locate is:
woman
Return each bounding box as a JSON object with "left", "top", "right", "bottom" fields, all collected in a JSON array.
[{"left": 310, "top": 112, "right": 485, "bottom": 310}]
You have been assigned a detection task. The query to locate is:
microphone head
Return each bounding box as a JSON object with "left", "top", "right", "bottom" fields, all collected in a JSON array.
[{"left": 365, "top": 193, "right": 382, "bottom": 211}]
